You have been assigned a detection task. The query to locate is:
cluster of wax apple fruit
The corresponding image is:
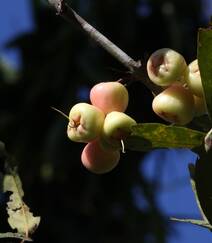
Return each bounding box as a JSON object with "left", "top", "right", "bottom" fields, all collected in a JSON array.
[
  {"left": 147, "top": 48, "right": 207, "bottom": 125},
  {"left": 67, "top": 81, "right": 136, "bottom": 174}
]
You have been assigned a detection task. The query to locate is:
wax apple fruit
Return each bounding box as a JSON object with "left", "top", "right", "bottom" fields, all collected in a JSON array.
[
  {"left": 193, "top": 95, "right": 207, "bottom": 117},
  {"left": 152, "top": 84, "right": 194, "bottom": 125},
  {"left": 81, "top": 140, "right": 120, "bottom": 174},
  {"left": 147, "top": 48, "right": 187, "bottom": 86},
  {"left": 90, "top": 81, "right": 129, "bottom": 114},
  {"left": 186, "top": 59, "right": 204, "bottom": 97},
  {"left": 102, "top": 111, "right": 137, "bottom": 149},
  {"left": 67, "top": 103, "right": 105, "bottom": 142}
]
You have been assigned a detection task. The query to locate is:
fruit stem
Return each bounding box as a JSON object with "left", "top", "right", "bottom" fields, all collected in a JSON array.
[
  {"left": 121, "top": 140, "right": 126, "bottom": 154},
  {"left": 51, "top": 106, "right": 69, "bottom": 120}
]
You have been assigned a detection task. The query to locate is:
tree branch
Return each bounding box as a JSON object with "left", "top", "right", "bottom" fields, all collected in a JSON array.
[{"left": 48, "top": 0, "right": 162, "bottom": 94}]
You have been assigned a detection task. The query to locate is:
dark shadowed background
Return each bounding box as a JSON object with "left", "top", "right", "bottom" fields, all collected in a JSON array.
[{"left": 0, "top": 0, "right": 212, "bottom": 242}]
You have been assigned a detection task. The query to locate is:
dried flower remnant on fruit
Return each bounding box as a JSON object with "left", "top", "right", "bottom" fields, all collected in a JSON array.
[
  {"left": 150, "top": 54, "right": 168, "bottom": 76},
  {"left": 68, "top": 114, "right": 87, "bottom": 136},
  {"left": 67, "top": 103, "right": 105, "bottom": 143}
]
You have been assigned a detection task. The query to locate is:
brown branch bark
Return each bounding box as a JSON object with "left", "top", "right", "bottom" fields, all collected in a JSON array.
[{"left": 48, "top": 0, "right": 162, "bottom": 94}]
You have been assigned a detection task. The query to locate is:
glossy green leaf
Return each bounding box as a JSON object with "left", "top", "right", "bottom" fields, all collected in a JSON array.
[
  {"left": 198, "top": 27, "right": 212, "bottom": 121},
  {"left": 125, "top": 123, "right": 205, "bottom": 151}
]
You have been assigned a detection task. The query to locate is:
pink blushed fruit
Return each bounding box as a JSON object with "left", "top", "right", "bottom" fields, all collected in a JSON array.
[
  {"left": 152, "top": 84, "right": 194, "bottom": 125},
  {"left": 81, "top": 140, "right": 120, "bottom": 174},
  {"left": 90, "top": 81, "right": 129, "bottom": 114},
  {"left": 147, "top": 48, "right": 187, "bottom": 86},
  {"left": 67, "top": 103, "right": 105, "bottom": 143}
]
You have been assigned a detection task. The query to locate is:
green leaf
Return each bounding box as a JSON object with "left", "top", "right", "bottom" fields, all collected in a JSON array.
[
  {"left": 125, "top": 123, "right": 205, "bottom": 151},
  {"left": 198, "top": 27, "right": 212, "bottom": 121},
  {"left": 3, "top": 168, "right": 40, "bottom": 237}
]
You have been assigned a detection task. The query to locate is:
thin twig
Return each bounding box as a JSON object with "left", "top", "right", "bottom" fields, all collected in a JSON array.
[
  {"left": 48, "top": 0, "right": 140, "bottom": 71},
  {"left": 188, "top": 164, "right": 209, "bottom": 223},
  {"left": 171, "top": 217, "right": 212, "bottom": 230},
  {"left": 48, "top": 0, "right": 162, "bottom": 94}
]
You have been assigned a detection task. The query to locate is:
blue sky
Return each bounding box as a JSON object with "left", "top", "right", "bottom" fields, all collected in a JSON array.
[
  {"left": 0, "top": 0, "right": 34, "bottom": 68},
  {"left": 141, "top": 149, "right": 212, "bottom": 242},
  {"left": 0, "top": 1, "right": 212, "bottom": 242}
]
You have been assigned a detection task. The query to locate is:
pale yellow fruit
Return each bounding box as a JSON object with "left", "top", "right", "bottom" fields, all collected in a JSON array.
[
  {"left": 147, "top": 48, "right": 187, "bottom": 86},
  {"left": 193, "top": 95, "right": 208, "bottom": 117},
  {"left": 67, "top": 103, "right": 105, "bottom": 143},
  {"left": 152, "top": 84, "right": 195, "bottom": 125},
  {"left": 186, "top": 59, "right": 204, "bottom": 97},
  {"left": 102, "top": 111, "right": 137, "bottom": 149}
]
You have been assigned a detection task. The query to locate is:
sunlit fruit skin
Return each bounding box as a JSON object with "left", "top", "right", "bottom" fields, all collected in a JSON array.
[
  {"left": 147, "top": 48, "right": 187, "bottom": 86},
  {"left": 186, "top": 59, "right": 204, "bottom": 97},
  {"left": 152, "top": 84, "right": 194, "bottom": 125},
  {"left": 102, "top": 111, "right": 137, "bottom": 149},
  {"left": 193, "top": 95, "right": 208, "bottom": 117},
  {"left": 90, "top": 81, "right": 129, "bottom": 114},
  {"left": 81, "top": 140, "right": 120, "bottom": 174},
  {"left": 67, "top": 103, "right": 105, "bottom": 143}
]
